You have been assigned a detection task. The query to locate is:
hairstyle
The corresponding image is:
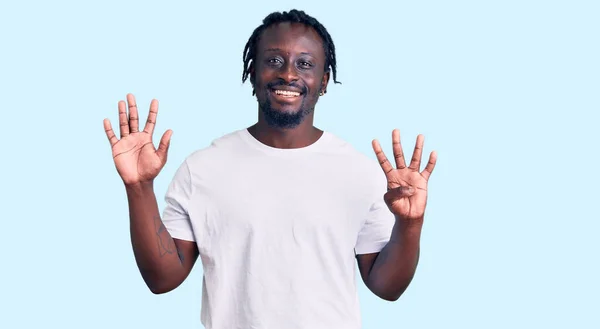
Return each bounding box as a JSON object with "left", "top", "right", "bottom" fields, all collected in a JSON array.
[{"left": 241, "top": 9, "right": 341, "bottom": 87}]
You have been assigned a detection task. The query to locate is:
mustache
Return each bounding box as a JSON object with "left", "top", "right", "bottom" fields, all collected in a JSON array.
[{"left": 266, "top": 80, "right": 308, "bottom": 94}]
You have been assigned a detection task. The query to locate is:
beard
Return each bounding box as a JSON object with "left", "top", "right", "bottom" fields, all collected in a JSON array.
[
  {"left": 259, "top": 97, "right": 314, "bottom": 129},
  {"left": 257, "top": 81, "right": 314, "bottom": 129}
]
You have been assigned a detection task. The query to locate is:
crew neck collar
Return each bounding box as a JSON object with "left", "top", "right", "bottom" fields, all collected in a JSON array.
[{"left": 239, "top": 128, "right": 331, "bottom": 155}]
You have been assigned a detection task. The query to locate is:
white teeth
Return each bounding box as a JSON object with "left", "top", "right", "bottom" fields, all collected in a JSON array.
[{"left": 274, "top": 90, "right": 300, "bottom": 97}]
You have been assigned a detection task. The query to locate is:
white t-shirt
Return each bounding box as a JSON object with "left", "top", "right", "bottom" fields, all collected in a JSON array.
[{"left": 162, "top": 128, "right": 395, "bottom": 329}]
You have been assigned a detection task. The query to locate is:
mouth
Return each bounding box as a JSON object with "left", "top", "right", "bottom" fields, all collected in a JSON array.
[
  {"left": 271, "top": 88, "right": 302, "bottom": 98},
  {"left": 270, "top": 88, "right": 303, "bottom": 98}
]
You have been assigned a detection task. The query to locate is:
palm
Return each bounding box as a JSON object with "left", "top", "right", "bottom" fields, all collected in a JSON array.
[
  {"left": 104, "top": 94, "right": 172, "bottom": 186},
  {"left": 112, "top": 132, "right": 164, "bottom": 184},
  {"left": 372, "top": 130, "right": 437, "bottom": 221}
]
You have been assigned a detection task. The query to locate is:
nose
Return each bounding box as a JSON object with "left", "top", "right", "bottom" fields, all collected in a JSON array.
[{"left": 279, "top": 61, "right": 298, "bottom": 83}]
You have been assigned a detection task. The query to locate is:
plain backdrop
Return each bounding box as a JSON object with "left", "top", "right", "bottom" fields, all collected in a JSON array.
[{"left": 1, "top": 0, "right": 598, "bottom": 328}]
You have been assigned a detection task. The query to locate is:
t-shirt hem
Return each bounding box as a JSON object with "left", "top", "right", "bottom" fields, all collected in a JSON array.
[
  {"left": 167, "top": 228, "right": 195, "bottom": 242},
  {"left": 354, "top": 241, "right": 388, "bottom": 255}
]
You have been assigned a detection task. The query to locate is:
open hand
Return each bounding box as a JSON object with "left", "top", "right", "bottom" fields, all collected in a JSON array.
[
  {"left": 103, "top": 94, "right": 172, "bottom": 186},
  {"left": 372, "top": 129, "right": 437, "bottom": 223}
]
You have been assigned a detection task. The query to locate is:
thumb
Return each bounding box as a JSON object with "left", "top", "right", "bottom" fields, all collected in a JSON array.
[
  {"left": 157, "top": 129, "right": 173, "bottom": 162},
  {"left": 385, "top": 186, "right": 415, "bottom": 199}
]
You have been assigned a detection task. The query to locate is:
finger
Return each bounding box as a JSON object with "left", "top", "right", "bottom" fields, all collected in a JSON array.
[
  {"left": 156, "top": 129, "right": 172, "bottom": 162},
  {"left": 385, "top": 186, "right": 415, "bottom": 199},
  {"left": 408, "top": 134, "right": 424, "bottom": 171},
  {"left": 421, "top": 150, "right": 437, "bottom": 181},
  {"left": 103, "top": 118, "right": 118, "bottom": 147},
  {"left": 118, "top": 100, "right": 129, "bottom": 138},
  {"left": 144, "top": 99, "right": 159, "bottom": 135},
  {"left": 372, "top": 139, "right": 394, "bottom": 175},
  {"left": 392, "top": 129, "right": 406, "bottom": 169},
  {"left": 127, "top": 93, "right": 139, "bottom": 133}
]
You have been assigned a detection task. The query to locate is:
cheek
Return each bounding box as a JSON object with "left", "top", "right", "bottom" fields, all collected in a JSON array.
[
  {"left": 307, "top": 78, "right": 322, "bottom": 96},
  {"left": 255, "top": 61, "right": 278, "bottom": 80},
  {"left": 253, "top": 74, "right": 269, "bottom": 96},
  {"left": 305, "top": 70, "right": 325, "bottom": 90}
]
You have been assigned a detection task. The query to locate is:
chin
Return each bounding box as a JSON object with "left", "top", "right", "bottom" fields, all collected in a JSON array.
[
  {"left": 272, "top": 105, "right": 303, "bottom": 114},
  {"left": 260, "top": 102, "right": 309, "bottom": 129}
]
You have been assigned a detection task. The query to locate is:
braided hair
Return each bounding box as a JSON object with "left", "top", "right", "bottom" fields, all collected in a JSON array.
[{"left": 241, "top": 9, "right": 341, "bottom": 88}]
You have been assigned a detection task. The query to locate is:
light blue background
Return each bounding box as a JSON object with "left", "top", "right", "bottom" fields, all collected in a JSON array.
[{"left": 1, "top": 0, "right": 598, "bottom": 328}]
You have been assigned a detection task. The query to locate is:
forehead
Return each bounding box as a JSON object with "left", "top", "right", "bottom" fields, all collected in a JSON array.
[{"left": 257, "top": 22, "right": 325, "bottom": 57}]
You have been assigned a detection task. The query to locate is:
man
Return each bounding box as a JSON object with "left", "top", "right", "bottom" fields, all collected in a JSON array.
[{"left": 103, "top": 9, "right": 437, "bottom": 329}]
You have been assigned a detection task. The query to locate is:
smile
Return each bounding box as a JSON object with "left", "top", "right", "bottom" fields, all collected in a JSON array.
[{"left": 271, "top": 89, "right": 302, "bottom": 98}]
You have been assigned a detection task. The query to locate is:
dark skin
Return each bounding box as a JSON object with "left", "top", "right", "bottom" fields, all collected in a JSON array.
[
  {"left": 247, "top": 22, "right": 329, "bottom": 148},
  {"left": 103, "top": 95, "right": 199, "bottom": 294},
  {"left": 104, "top": 22, "right": 436, "bottom": 300}
]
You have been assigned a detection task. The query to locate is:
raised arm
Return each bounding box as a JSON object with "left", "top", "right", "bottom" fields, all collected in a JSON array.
[
  {"left": 104, "top": 94, "right": 199, "bottom": 294},
  {"left": 357, "top": 129, "right": 437, "bottom": 301}
]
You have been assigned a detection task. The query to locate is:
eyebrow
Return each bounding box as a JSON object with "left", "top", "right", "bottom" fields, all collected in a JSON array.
[{"left": 264, "top": 48, "right": 314, "bottom": 56}]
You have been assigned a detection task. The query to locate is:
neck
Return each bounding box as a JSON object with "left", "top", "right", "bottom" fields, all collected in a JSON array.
[{"left": 248, "top": 112, "right": 323, "bottom": 149}]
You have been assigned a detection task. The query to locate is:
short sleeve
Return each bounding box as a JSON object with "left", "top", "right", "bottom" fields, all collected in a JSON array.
[
  {"left": 354, "top": 170, "right": 395, "bottom": 255},
  {"left": 162, "top": 159, "right": 195, "bottom": 242}
]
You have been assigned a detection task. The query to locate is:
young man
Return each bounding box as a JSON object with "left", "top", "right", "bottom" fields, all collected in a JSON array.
[{"left": 103, "top": 9, "right": 437, "bottom": 329}]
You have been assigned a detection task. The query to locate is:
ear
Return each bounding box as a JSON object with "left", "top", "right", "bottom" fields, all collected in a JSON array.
[
  {"left": 249, "top": 62, "right": 256, "bottom": 86},
  {"left": 320, "top": 70, "right": 330, "bottom": 93},
  {"left": 248, "top": 62, "right": 257, "bottom": 95}
]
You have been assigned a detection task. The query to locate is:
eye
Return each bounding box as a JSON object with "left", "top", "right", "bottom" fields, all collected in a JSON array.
[
  {"left": 267, "top": 58, "right": 283, "bottom": 65},
  {"left": 298, "top": 61, "right": 313, "bottom": 69}
]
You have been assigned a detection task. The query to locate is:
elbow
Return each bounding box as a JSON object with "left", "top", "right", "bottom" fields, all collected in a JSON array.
[
  {"left": 144, "top": 277, "right": 179, "bottom": 295},
  {"left": 374, "top": 289, "right": 404, "bottom": 302},
  {"left": 368, "top": 280, "right": 408, "bottom": 302},
  {"left": 140, "top": 268, "right": 185, "bottom": 295},
  {"left": 378, "top": 292, "right": 402, "bottom": 302},
  {"left": 148, "top": 285, "right": 173, "bottom": 295}
]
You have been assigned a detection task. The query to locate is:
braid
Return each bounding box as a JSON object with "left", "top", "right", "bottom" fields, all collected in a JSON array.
[{"left": 242, "top": 9, "right": 341, "bottom": 86}]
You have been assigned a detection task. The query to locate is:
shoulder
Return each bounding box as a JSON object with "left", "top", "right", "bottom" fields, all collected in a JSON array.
[
  {"left": 324, "top": 132, "right": 382, "bottom": 175},
  {"left": 183, "top": 129, "right": 247, "bottom": 166},
  {"left": 165, "top": 129, "right": 249, "bottom": 186},
  {"left": 323, "top": 132, "right": 387, "bottom": 189}
]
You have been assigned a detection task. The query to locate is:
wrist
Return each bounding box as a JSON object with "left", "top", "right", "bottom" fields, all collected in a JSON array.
[
  {"left": 389, "top": 218, "right": 422, "bottom": 246},
  {"left": 394, "top": 216, "right": 424, "bottom": 234},
  {"left": 125, "top": 180, "right": 155, "bottom": 195}
]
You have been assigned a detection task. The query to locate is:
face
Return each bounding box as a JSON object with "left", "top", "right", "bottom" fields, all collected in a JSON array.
[{"left": 251, "top": 22, "right": 330, "bottom": 129}]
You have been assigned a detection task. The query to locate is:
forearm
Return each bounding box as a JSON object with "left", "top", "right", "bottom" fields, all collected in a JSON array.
[
  {"left": 126, "top": 181, "right": 187, "bottom": 293},
  {"left": 367, "top": 218, "right": 423, "bottom": 301}
]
